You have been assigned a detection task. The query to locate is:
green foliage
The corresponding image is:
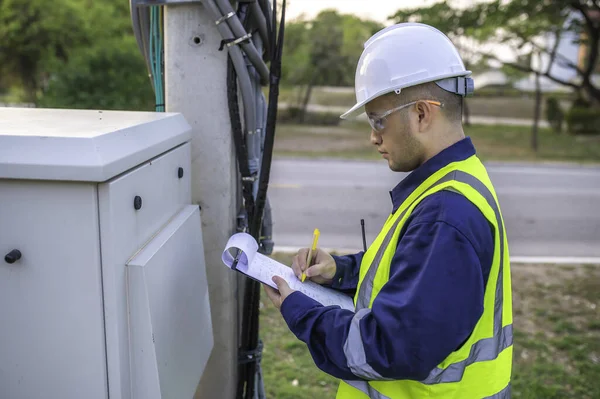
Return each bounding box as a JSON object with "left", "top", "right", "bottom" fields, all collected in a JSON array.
[
  {"left": 0, "top": 0, "right": 154, "bottom": 110},
  {"left": 38, "top": 36, "right": 154, "bottom": 111},
  {"left": 305, "top": 11, "right": 345, "bottom": 87},
  {"left": 545, "top": 97, "right": 564, "bottom": 134},
  {"left": 573, "top": 95, "right": 592, "bottom": 108},
  {"left": 280, "top": 19, "right": 310, "bottom": 86},
  {"left": 391, "top": 0, "right": 567, "bottom": 53},
  {"left": 2, "top": 2, "right": 380, "bottom": 109},
  {"left": 392, "top": 2, "right": 465, "bottom": 36},
  {"left": 281, "top": 11, "right": 383, "bottom": 88},
  {"left": 0, "top": 0, "right": 89, "bottom": 102},
  {"left": 566, "top": 107, "right": 600, "bottom": 136},
  {"left": 281, "top": 10, "right": 382, "bottom": 122},
  {"left": 390, "top": 1, "right": 488, "bottom": 68},
  {"left": 339, "top": 14, "right": 382, "bottom": 87},
  {"left": 390, "top": 0, "right": 600, "bottom": 102}
]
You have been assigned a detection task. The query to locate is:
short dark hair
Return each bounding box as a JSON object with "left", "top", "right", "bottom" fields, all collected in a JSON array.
[{"left": 389, "top": 82, "right": 463, "bottom": 125}]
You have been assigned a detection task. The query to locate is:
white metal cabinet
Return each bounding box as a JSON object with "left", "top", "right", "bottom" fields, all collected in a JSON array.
[
  {"left": 127, "top": 205, "right": 212, "bottom": 399},
  {"left": 98, "top": 142, "right": 193, "bottom": 399},
  {"left": 0, "top": 108, "right": 213, "bottom": 399},
  {"left": 0, "top": 181, "right": 108, "bottom": 399}
]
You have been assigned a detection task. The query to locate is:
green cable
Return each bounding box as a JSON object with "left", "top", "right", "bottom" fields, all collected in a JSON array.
[
  {"left": 150, "top": 6, "right": 165, "bottom": 112},
  {"left": 157, "top": 7, "right": 164, "bottom": 112}
]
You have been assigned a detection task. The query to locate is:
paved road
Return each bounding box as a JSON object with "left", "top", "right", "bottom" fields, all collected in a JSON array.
[{"left": 268, "top": 159, "right": 600, "bottom": 258}]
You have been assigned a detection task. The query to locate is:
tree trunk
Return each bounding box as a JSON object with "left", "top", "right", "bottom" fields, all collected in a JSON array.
[
  {"left": 573, "top": 2, "right": 600, "bottom": 104},
  {"left": 299, "top": 80, "right": 314, "bottom": 124},
  {"left": 19, "top": 59, "right": 39, "bottom": 105},
  {"left": 532, "top": 71, "right": 542, "bottom": 152},
  {"left": 294, "top": 85, "right": 303, "bottom": 108},
  {"left": 22, "top": 75, "right": 38, "bottom": 105}
]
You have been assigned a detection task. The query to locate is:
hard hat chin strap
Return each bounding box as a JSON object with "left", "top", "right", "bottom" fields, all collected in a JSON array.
[{"left": 435, "top": 77, "right": 474, "bottom": 97}]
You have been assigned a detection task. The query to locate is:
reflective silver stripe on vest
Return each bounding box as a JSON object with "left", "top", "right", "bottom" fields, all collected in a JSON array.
[
  {"left": 421, "top": 324, "right": 513, "bottom": 384},
  {"left": 484, "top": 383, "right": 511, "bottom": 399},
  {"left": 342, "top": 380, "right": 392, "bottom": 399},
  {"left": 348, "top": 169, "right": 512, "bottom": 387},
  {"left": 344, "top": 308, "right": 394, "bottom": 380},
  {"left": 355, "top": 171, "right": 458, "bottom": 311}
]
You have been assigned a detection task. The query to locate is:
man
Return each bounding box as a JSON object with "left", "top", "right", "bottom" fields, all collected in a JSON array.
[{"left": 264, "top": 22, "right": 513, "bottom": 398}]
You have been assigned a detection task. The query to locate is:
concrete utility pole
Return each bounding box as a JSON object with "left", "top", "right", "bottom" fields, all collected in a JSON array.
[{"left": 165, "top": 3, "right": 239, "bottom": 398}]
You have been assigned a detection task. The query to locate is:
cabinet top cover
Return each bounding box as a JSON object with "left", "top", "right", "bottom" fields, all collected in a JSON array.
[{"left": 0, "top": 108, "right": 191, "bottom": 182}]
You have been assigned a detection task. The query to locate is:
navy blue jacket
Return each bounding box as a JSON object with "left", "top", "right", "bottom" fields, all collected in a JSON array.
[{"left": 280, "top": 137, "right": 494, "bottom": 381}]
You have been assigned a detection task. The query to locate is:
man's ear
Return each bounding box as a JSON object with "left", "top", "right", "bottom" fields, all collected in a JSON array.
[{"left": 415, "top": 100, "right": 435, "bottom": 131}]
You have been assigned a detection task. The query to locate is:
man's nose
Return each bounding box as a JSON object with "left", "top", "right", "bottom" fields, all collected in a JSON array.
[{"left": 370, "top": 129, "right": 381, "bottom": 146}]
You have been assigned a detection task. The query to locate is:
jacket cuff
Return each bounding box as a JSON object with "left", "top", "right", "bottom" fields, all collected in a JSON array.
[
  {"left": 330, "top": 255, "right": 356, "bottom": 290},
  {"left": 331, "top": 256, "right": 347, "bottom": 288}
]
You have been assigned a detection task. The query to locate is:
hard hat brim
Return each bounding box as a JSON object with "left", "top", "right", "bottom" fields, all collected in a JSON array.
[
  {"left": 339, "top": 100, "right": 368, "bottom": 120},
  {"left": 339, "top": 70, "right": 473, "bottom": 120}
]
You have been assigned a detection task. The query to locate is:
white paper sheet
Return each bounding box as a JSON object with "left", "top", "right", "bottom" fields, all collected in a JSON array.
[{"left": 222, "top": 233, "right": 355, "bottom": 311}]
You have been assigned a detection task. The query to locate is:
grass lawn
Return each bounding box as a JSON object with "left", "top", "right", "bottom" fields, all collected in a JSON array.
[
  {"left": 273, "top": 122, "right": 600, "bottom": 164},
  {"left": 259, "top": 253, "right": 600, "bottom": 399}
]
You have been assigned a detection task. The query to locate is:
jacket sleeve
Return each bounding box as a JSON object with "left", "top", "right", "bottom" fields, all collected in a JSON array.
[
  {"left": 326, "top": 252, "right": 363, "bottom": 294},
  {"left": 279, "top": 219, "right": 486, "bottom": 381}
]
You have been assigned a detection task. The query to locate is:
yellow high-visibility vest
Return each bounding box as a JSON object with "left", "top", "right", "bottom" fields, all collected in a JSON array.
[{"left": 336, "top": 155, "right": 513, "bottom": 399}]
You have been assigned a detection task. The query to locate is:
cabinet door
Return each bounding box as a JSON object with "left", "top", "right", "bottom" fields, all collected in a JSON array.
[
  {"left": 0, "top": 180, "right": 107, "bottom": 399},
  {"left": 98, "top": 142, "right": 191, "bottom": 399},
  {"left": 127, "top": 205, "right": 213, "bottom": 399}
]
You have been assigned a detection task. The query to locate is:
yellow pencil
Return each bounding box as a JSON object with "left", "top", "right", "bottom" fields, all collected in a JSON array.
[{"left": 302, "top": 228, "right": 320, "bottom": 282}]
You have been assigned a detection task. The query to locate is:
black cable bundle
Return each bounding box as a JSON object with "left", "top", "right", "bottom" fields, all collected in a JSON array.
[
  {"left": 237, "top": 1, "right": 286, "bottom": 398},
  {"left": 227, "top": 54, "right": 256, "bottom": 227}
]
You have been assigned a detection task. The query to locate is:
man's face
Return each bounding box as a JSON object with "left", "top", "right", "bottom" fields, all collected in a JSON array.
[{"left": 364, "top": 94, "right": 423, "bottom": 173}]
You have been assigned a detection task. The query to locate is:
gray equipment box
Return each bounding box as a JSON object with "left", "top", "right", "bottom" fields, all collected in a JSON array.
[{"left": 0, "top": 108, "right": 213, "bottom": 399}]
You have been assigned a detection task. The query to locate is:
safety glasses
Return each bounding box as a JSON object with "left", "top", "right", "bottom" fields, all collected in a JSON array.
[{"left": 367, "top": 100, "right": 443, "bottom": 132}]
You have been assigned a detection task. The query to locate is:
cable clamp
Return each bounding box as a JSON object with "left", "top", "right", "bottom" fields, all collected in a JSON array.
[
  {"left": 227, "top": 33, "right": 252, "bottom": 47},
  {"left": 215, "top": 12, "right": 235, "bottom": 25},
  {"left": 238, "top": 341, "right": 263, "bottom": 365}
]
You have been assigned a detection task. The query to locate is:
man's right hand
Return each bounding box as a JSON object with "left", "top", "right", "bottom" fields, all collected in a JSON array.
[{"left": 292, "top": 248, "right": 337, "bottom": 285}]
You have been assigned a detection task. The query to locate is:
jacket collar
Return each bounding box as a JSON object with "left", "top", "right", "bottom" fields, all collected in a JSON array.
[{"left": 389, "top": 137, "right": 476, "bottom": 212}]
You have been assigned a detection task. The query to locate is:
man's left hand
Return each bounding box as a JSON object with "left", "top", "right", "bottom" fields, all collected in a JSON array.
[{"left": 263, "top": 276, "right": 295, "bottom": 310}]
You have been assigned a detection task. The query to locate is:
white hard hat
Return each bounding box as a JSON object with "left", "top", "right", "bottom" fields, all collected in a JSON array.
[{"left": 340, "top": 23, "right": 474, "bottom": 119}]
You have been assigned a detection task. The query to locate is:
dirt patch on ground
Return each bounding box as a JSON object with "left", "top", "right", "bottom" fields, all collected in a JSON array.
[
  {"left": 274, "top": 136, "right": 367, "bottom": 153},
  {"left": 277, "top": 124, "right": 368, "bottom": 136},
  {"left": 274, "top": 124, "right": 372, "bottom": 154}
]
